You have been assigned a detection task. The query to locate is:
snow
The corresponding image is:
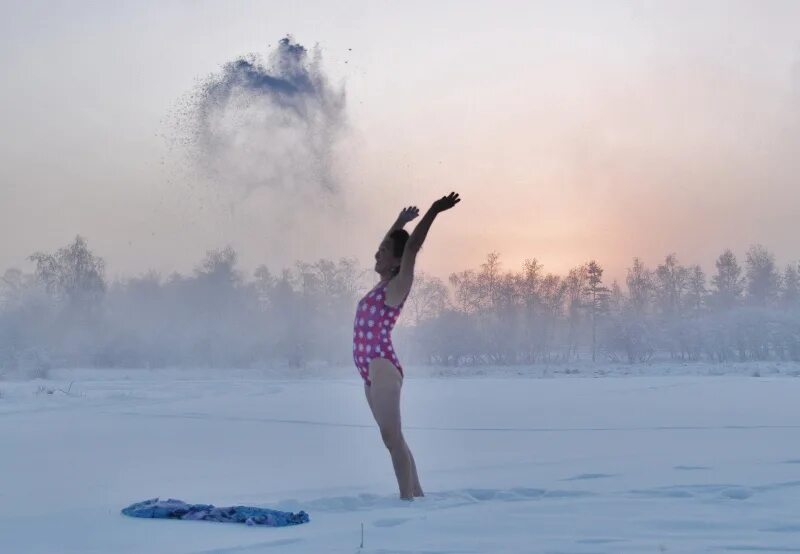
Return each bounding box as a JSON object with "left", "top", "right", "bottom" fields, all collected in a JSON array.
[{"left": 1, "top": 367, "right": 799, "bottom": 553}]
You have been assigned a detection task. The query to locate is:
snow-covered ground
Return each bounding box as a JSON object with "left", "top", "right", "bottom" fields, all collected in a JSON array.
[{"left": 1, "top": 366, "right": 799, "bottom": 553}]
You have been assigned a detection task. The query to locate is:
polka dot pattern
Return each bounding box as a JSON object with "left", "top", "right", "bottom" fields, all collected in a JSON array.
[{"left": 353, "top": 280, "right": 405, "bottom": 385}]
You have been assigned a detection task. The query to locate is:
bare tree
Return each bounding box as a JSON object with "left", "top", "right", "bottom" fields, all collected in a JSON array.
[
  {"left": 780, "top": 262, "right": 800, "bottom": 310},
  {"left": 685, "top": 264, "right": 707, "bottom": 315},
  {"left": 478, "top": 252, "right": 502, "bottom": 311},
  {"left": 654, "top": 254, "right": 689, "bottom": 318},
  {"left": 711, "top": 249, "right": 744, "bottom": 311},
  {"left": 539, "top": 273, "right": 566, "bottom": 362},
  {"left": 745, "top": 244, "right": 780, "bottom": 307},
  {"left": 29, "top": 235, "right": 106, "bottom": 315},
  {"left": 449, "top": 270, "right": 480, "bottom": 314},
  {"left": 564, "top": 265, "right": 588, "bottom": 360},
  {"left": 626, "top": 257, "right": 653, "bottom": 315},
  {"left": 405, "top": 272, "right": 450, "bottom": 326}
]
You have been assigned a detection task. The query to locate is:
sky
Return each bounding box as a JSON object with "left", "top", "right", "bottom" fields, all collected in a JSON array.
[{"left": 1, "top": 0, "right": 799, "bottom": 284}]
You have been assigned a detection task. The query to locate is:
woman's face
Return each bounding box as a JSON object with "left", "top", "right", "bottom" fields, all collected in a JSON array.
[{"left": 375, "top": 237, "right": 401, "bottom": 275}]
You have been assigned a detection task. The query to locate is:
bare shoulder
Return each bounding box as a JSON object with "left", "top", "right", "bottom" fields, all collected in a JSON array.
[
  {"left": 385, "top": 275, "right": 413, "bottom": 308},
  {"left": 385, "top": 241, "right": 418, "bottom": 307}
]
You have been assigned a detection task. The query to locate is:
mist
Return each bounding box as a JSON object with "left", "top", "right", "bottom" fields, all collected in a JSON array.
[{"left": 1, "top": 234, "right": 798, "bottom": 375}]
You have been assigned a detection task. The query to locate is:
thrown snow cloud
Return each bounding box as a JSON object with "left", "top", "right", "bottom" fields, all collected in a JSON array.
[{"left": 180, "top": 37, "right": 346, "bottom": 197}]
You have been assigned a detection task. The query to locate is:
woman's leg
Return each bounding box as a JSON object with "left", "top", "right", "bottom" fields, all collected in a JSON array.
[
  {"left": 365, "top": 377, "right": 424, "bottom": 498},
  {"left": 408, "top": 445, "right": 424, "bottom": 497},
  {"left": 365, "top": 358, "right": 418, "bottom": 499}
]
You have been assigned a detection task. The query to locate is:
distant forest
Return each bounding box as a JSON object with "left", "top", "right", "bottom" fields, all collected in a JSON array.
[{"left": 1, "top": 236, "right": 798, "bottom": 372}]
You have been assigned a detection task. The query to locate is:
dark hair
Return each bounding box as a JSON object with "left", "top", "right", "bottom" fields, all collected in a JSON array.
[{"left": 388, "top": 229, "right": 409, "bottom": 258}]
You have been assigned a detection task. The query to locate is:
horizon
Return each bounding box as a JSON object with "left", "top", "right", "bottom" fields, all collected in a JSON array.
[{"left": 6, "top": 232, "right": 797, "bottom": 288}]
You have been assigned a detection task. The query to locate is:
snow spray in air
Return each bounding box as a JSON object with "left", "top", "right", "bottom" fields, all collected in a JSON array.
[{"left": 177, "top": 36, "right": 346, "bottom": 197}]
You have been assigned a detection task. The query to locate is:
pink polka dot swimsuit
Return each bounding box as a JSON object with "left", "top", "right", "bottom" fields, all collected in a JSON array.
[{"left": 353, "top": 280, "right": 405, "bottom": 385}]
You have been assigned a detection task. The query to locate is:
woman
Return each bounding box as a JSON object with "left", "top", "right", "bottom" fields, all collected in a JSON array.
[{"left": 353, "top": 192, "right": 461, "bottom": 499}]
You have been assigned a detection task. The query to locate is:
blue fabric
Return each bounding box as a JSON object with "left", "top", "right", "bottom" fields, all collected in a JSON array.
[{"left": 122, "top": 498, "right": 309, "bottom": 527}]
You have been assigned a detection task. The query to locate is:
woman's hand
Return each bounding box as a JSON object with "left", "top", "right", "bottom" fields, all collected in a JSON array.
[
  {"left": 403, "top": 192, "right": 461, "bottom": 257},
  {"left": 399, "top": 206, "right": 420, "bottom": 223},
  {"left": 431, "top": 192, "right": 461, "bottom": 213}
]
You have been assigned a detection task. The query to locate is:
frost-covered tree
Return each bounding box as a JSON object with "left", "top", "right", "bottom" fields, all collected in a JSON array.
[
  {"left": 20, "top": 236, "right": 107, "bottom": 366},
  {"left": 477, "top": 252, "right": 502, "bottom": 311},
  {"left": 604, "top": 258, "right": 656, "bottom": 363},
  {"left": 564, "top": 265, "right": 588, "bottom": 360},
  {"left": 745, "top": 244, "right": 780, "bottom": 307},
  {"left": 653, "top": 254, "right": 691, "bottom": 359},
  {"left": 539, "top": 273, "right": 566, "bottom": 362},
  {"left": 253, "top": 265, "right": 276, "bottom": 307},
  {"left": 626, "top": 258, "right": 653, "bottom": 315},
  {"left": 404, "top": 272, "right": 449, "bottom": 325},
  {"left": 449, "top": 270, "right": 480, "bottom": 314},
  {"left": 685, "top": 264, "right": 707, "bottom": 315},
  {"left": 6, "top": 236, "right": 800, "bottom": 370},
  {"left": 1, "top": 268, "right": 27, "bottom": 309},
  {"left": 654, "top": 254, "right": 688, "bottom": 318},
  {"left": 711, "top": 249, "right": 744, "bottom": 311},
  {"left": 583, "top": 261, "right": 610, "bottom": 362},
  {"left": 29, "top": 235, "right": 106, "bottom": 315},
  {"left": 780, "top": 263, "right": 800, "bottom": 311},
  {"left": 609, "top": 280, "right": 624, "bottom": 314}
]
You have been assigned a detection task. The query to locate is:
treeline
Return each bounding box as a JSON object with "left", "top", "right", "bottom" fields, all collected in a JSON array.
[
  {"left": 404, "top": 249, "right": 800, "bottom": 365},
  {"left": 1, "top": 236, "right": 798, "bottom": 372},
  {"left": 0, "top": 237, "right": 364, "bottom": 371}
]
